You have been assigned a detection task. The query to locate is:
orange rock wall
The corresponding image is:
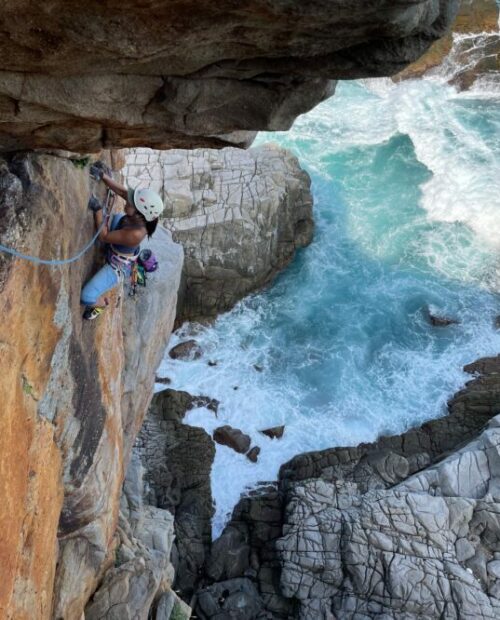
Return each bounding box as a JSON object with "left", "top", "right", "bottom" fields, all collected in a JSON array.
[{"left": 0, "top": 152, "right": 182, "bottom": 619}]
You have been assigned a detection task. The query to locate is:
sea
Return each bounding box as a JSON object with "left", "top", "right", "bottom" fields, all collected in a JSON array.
[{"left": 156, "top": 31, "right": 500, "bottom": 535}]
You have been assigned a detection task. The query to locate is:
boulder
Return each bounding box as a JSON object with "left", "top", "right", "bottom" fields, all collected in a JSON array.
[
  {"left": 169, "top": 339, "right": 203, "bottom": 360},
  {"left": 125, "top": 144, "right": 314, "bottom": 318},
  {"left": 246, "top": 446, "right": 261, "bottom": 463},
  {"left": 214, "top": 426, "right": 252, "bottom": 454},
  {"left": 154, "top": 376, "right": 171, "bottom": 385},
  {"left": 259, "top": 426, "right": 285, "bottom": 440},
  {"left": 196, "top": 578, "right": 264, "bottom": 620},
  {"left": 149, "top": 388, "right": 218, "bottom": 421}
]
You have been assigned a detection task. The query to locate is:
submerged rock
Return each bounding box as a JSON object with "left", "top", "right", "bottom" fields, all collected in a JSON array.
[
  {"left": 214, "top": 426, "right": 252, "bottom": 454},
  {"left": 428, "top": 311, "right": 460, "bottom": 327},
  {"left": 125, "top": 144, "right": 314, "bottom": 318}
]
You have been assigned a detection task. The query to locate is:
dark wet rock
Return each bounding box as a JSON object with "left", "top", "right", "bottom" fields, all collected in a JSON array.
[
  {"left": 205, "top": 527, "right": 250, "bottom": 583},
  {"left": 208, "top": 360, "right": 218, "bottom": 367},
  {"left": 214, "top": 426, "right": 252, "bottom": 454},
  {"left": 196, "top": 578, "right": 264, "bottom": 620},
  {"left": 135, "top": 390, "right": 216, "bottom": 600},
  {"left": 464, "top": 356, "right": 500, "bottom": 377},
  {"left": 253, "top": 365, "right": 264, "bottom": 373},
  {"left": 246, "top": 447, "right": 261, "bottom": 463},
  {"left": 149, "top": 388, "right": 218, "bottom": 422},
  {"left": 169, "top": 339, "right": 203, "bottom": 360},
  {"left": 428, "top": 311, "right": 460, "bottom": 327},
  {"left": 154, "top": 376, "right": 171, "bottom": 385},
  {"left": 259, "top": 426, "right": 285, "bottom": 440},
  {"left": 495, "top": 316, "right": 500, "bottom": 330}
]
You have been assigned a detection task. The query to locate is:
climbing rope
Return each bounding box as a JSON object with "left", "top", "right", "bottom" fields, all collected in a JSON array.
[{"left": 0, "top": 187, "right": 115, "bottom": 266}]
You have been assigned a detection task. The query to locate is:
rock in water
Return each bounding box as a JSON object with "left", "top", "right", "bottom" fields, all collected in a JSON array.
[
  {"left": 169, "top": 340, "right": 203, "bottom": 360},
  {"left": 427, "top": 309, "right": 460, "bottom": 327},
  {"left": 246, "top": 446, "right": 261, "bottom": 463},
  {"left": 395, "top": 0, "right": 499, "bottom": 83},
  {"left": 260, "top": 425, "right": 285, "bottom": 440},
  {"left": 213, "top": 426, "right": 252, "bottom": 454},
  {"left": 125, "top": 144, "right": 314, "bottom": 318}
]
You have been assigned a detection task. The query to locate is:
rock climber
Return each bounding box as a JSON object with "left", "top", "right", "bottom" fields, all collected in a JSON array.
[{"left": 80, "top": 161, "right": 164, "bottom": 320}]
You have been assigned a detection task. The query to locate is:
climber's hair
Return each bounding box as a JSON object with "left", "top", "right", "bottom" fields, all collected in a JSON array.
[
  {"left": 124, "top": 209, "right": 158, "bottom": 238},
  {"left": 144, "top": 218, "right": 158, "bottom": 238}
]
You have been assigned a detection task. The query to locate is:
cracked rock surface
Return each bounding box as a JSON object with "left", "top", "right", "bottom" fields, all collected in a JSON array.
[
  {"left": 125, "top": 144, "right": 314, "bottom": 318},
  {"left": 133, "top": 389, "right": 216, "bottom": 600},
  {"left": 0, "top": 0, "right": 458, "bottom": 151},
  {"left": 196, "top": 356, "right": 500, "bottom": 619}
]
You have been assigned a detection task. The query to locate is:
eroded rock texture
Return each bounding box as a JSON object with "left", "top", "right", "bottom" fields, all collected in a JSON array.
[
  {"left": 134, "top": 389, "right": 216, "bottom": 600},
  {"left": 0, "top": 153, "right": 183, "bottom": 619},
  {"left": 198, "top": 356, "right": 500, "bottom": 619},
  {"left": 0, "top": 0, "right": 458, "bottom": 151},
  {"left": 125, "top": 144, "right": 313, "bottom": 318},
  {"left": 396, "top": 0, "right": 499, "bottom": 82}
]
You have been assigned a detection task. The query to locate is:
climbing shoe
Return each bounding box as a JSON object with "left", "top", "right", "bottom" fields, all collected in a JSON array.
[{"left": 83, "top": 306, "right": 105, "bottom": 321}]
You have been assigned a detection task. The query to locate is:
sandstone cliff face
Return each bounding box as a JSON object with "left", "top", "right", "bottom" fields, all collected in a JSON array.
[
  {"left": 125, "top": 144, "right": 313, "bottom": 319},
  {"left": 0, "top": 0, "right": 459, "bottom": 151},
  {"left": 0, "top": 153, "right": 183, "bottom": 619}
]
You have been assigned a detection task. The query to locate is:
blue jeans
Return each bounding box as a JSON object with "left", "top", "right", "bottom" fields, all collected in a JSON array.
[{"left": 81, "top": 263, "right": 120, "bottom": 306}]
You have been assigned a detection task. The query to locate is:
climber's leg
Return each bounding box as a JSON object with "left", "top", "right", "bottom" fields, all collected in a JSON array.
[{"left": 81, "top": 264, "right": 119, "bottom": 319}]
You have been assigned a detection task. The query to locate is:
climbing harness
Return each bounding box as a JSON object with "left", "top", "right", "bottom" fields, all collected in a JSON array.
[{"left": 0, "top": 181, "right": 115, "bottom": 266}]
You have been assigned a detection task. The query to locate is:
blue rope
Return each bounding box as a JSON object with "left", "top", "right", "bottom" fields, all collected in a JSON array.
[{"left": 0, "top": 190, "right": 114, "bottom": 266}]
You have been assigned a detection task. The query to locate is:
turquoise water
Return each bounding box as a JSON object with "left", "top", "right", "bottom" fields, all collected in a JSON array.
[{"left": 159, "top": 69, "right": 500, "bottom": 534}]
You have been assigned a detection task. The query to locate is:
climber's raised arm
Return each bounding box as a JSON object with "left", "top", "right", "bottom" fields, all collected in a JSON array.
[{"left": 102, "top": 174, "right": 128, "bottom": 200}]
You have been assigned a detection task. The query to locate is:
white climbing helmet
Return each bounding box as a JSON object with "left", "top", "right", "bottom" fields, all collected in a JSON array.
[{"left": 133, "top": 188, "right": 164, "bottom": 222}]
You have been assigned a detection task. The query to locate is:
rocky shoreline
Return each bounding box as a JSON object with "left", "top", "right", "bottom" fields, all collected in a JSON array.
[{"left": 139, "top": 354, "right": 500, "bottom": 619}]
